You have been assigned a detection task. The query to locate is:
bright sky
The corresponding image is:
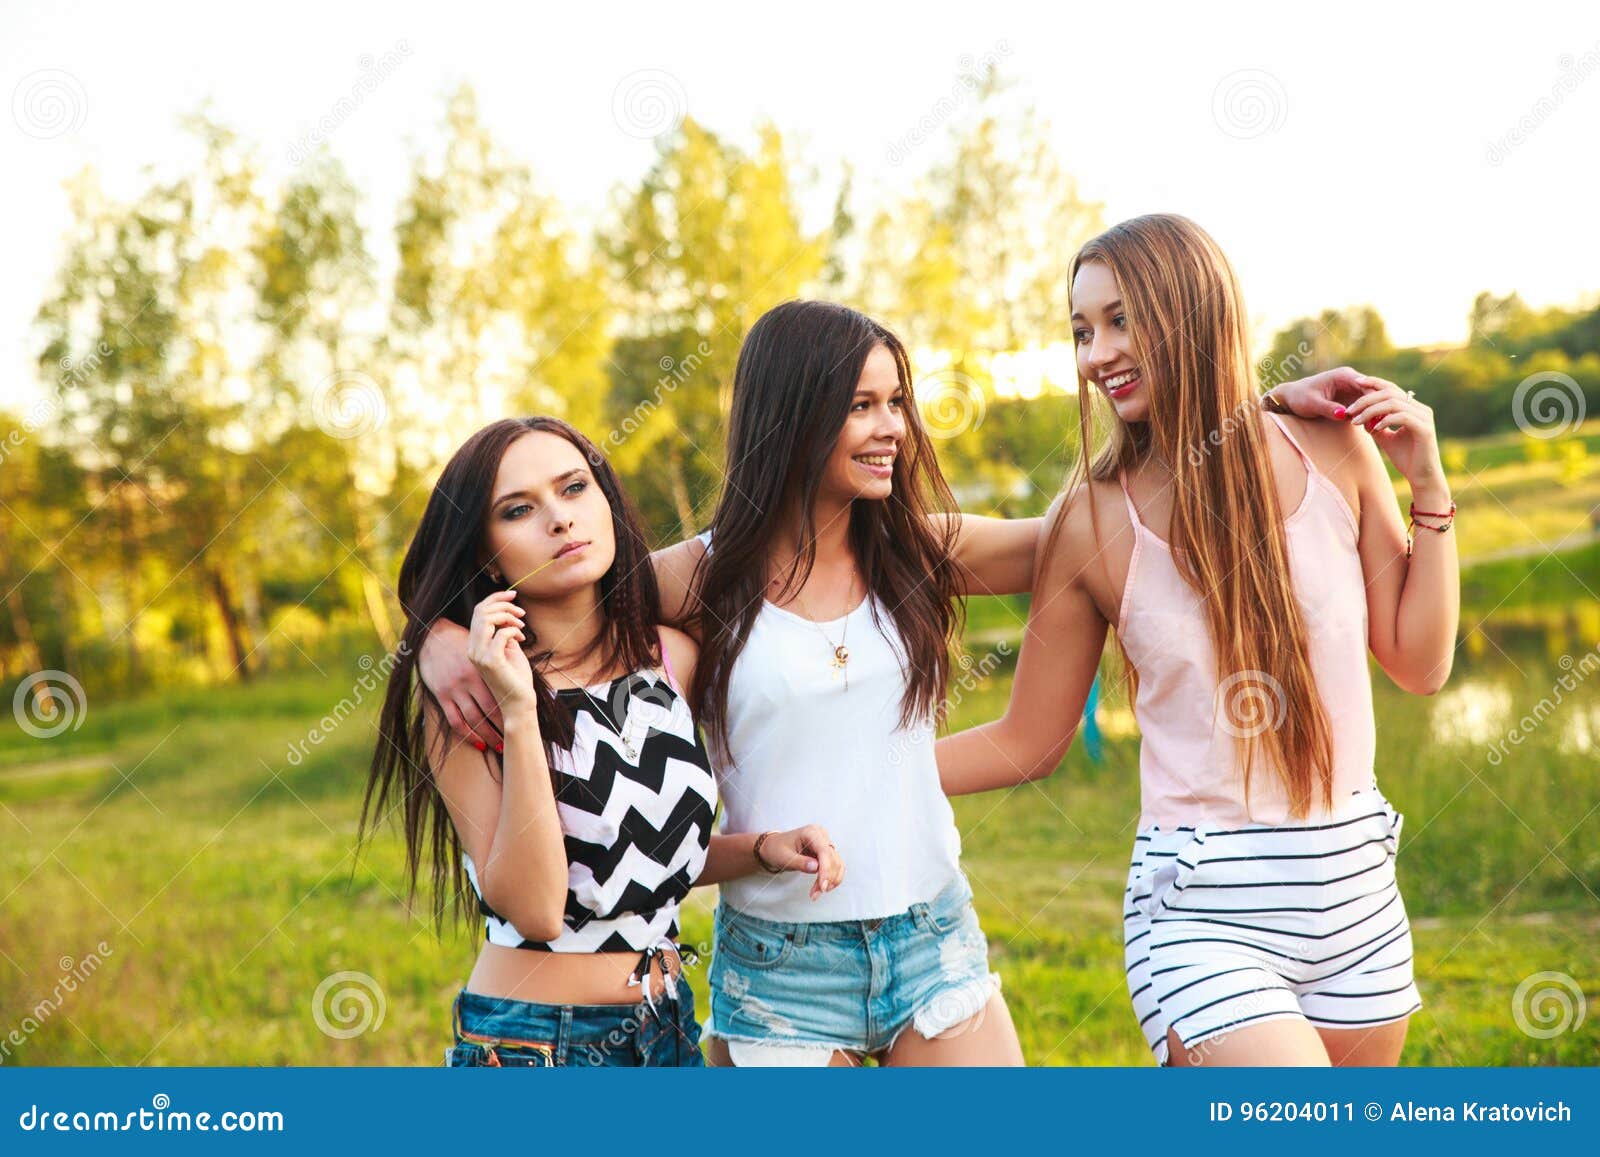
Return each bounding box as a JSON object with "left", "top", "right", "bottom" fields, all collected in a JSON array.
[{"left": 4, "top": 0, "right": 1598, "bottom": 412}]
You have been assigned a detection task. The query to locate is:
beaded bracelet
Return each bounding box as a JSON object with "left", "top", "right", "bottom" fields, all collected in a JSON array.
[{"left": 1405, "top": 501, "right": 1455, "bottom": 556}]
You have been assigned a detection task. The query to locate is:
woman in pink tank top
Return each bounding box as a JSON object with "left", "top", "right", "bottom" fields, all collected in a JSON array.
[{"left": 936, "top": 214, "right": 1460, "bottom": 1068}]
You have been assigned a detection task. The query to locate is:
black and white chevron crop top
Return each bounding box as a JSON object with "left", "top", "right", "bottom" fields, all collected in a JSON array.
[{"left": 461, "top": 631, "right": 718, "bottom": 957}]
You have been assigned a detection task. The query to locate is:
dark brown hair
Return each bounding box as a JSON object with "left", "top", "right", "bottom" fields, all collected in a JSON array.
[
  {"left": 359, "top": 417, "right": 663, "bottom": 929},
  {"left": 687, "top": 300, "right": 964, "bottom": 755}
]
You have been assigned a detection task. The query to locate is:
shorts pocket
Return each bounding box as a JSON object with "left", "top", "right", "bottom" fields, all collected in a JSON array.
[
  {"left": 922, "top": 876, "right": 977, "bottom": 935},
  {"left": 1158, "top": 830, "right": 1212, "bottom": 909},
  {"left": 715, "top": 908, "right": 796, "bottom": 970}
]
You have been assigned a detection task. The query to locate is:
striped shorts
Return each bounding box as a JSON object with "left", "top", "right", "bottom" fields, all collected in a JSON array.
[{"left": 1123, "top": 789, "right": 1422, "bottom": 1065}]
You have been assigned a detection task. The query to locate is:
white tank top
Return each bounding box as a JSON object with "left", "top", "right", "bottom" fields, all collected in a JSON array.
[{"left": 697, "top": 531, "right": 963, "bottom": 921}]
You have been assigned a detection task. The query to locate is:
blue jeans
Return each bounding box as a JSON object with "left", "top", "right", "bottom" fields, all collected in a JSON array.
[
  {"left": 707, "top": 872, "right": 1001, "bottom": 1062},
  {"left": 446, "top": 983, "right": 705, "bottom": 1068}
]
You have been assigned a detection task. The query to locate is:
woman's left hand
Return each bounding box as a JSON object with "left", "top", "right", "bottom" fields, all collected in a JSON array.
[{"left": 1341, "top": 380, "right": 1447, "bottom": 490}]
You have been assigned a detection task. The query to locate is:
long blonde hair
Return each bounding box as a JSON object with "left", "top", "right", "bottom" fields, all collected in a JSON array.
[{"left": 1058, "top": 213, "right": 1335, "bottom": 819}]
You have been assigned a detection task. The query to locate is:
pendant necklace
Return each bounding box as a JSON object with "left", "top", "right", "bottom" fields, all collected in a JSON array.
[
  {"left": 547, "top": 659, "right": 638, "bottom": 759},
  {"left": 791, "top": 570, "right": 857, "bottom": 690}
]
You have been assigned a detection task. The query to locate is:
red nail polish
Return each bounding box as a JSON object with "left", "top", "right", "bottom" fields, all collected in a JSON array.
[
  {"left": 473, "top": 740, "right": 486, "bottom": 752},
  {"left": 495, "top": 742, "right": 503, "bottom": 753},
  {"left": 1334, "top": 406, "right": 1347, "bottom": 419}
]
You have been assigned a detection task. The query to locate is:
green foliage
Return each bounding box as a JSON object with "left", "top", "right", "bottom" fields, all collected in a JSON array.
[{"left": 7, "top": 73, "right": 1600, "bottom": 698}]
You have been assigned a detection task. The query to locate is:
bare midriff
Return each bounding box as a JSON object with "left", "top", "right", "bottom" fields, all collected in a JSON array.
[{"left": 465, "top": 942, "right": 684, "bottom": 1006}]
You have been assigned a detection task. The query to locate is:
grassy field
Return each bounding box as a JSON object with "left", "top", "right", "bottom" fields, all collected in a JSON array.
[{"left": 2, "top": 624, "right": 1595, "bottom": 1067}]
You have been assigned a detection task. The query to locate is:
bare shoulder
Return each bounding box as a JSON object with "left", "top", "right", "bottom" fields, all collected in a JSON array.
[
  {"left": 1272, "top": 412, "right": 1381, "bottom": 526},
  {"left": 1274, "top": 412, "right": 1370, "bottom": 478},
  {"left": 1276, "top": 412, "right": 1369, "bottom": 492},
  {"left": 1043, "top": 481, "right": 1119, "bottom": 571}
]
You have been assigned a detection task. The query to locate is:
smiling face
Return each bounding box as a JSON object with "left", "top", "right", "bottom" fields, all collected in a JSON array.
[
  {"left": 818, "top": 342, "right": 908, "bottom": 504},
  {"left": 482, "top": 430, "right": 617, "bottom": 598},
  {"left": 1072, "top": 260, "right": 1149, "bottom": 423}
]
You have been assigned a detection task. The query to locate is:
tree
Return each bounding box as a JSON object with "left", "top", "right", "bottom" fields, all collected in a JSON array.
[{"left": 605, "top": 118, "right": 826, "bottom": 539}]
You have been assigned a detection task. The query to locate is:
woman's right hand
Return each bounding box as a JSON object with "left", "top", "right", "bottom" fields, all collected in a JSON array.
[
  {"left": 757, "top": 825, "right": 846, "bottom": 899},
  {"left": 419, "top": 618, "right": 508, "bottom": 751},
  {"left": 465, "top": 591, "right": 535, "bottom": 720}
]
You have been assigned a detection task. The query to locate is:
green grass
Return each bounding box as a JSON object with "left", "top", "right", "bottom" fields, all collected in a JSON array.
[{"left": 2, "top": 635, "right": 1595, "bottom": 1066}]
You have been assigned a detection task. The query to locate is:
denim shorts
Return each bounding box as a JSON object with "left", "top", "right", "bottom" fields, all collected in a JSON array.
[
  {"left": 707, "top": 872, "right": 1001, "bottom": 1064},
  {"left": 446, "top": 983, "right": 705, "bottom": 1067}
]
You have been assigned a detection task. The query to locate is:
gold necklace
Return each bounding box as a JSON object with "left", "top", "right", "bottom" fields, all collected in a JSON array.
[{"left": 790, "top": 570, "right": 857, "bottom": 690}]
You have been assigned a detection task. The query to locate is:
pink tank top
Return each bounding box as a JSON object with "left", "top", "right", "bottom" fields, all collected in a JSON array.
[{"left": 1116, "top": 413, "right": 1377, "bottom": 829}]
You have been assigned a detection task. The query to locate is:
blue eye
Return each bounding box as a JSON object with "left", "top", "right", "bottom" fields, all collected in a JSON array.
[
  {"left": 564, "top": 480, "right": 587, "bottom": 496},
  {"left": 503, "top": 504, "right": 531, "bottom": 519},
  {"left": 1114, "top": 315, "right": 1127, "bottom": 329},
  {"left": 1072, "top": 330, "right": 1089, "bottom": 344}
]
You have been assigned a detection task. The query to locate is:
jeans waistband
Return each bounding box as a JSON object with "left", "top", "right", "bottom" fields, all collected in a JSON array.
[{"left": 716, "top": 871, "right": 970, "bottom": 942}]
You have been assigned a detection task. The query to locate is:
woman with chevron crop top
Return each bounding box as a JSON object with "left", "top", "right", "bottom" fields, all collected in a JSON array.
[{"left": 363, "top": 416, "right": 843, "bottom": 1067}]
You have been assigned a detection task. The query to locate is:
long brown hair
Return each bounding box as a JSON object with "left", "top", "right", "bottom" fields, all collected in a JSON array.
[
  {"left": 1057, "top": 214, "right": 1335, "bottom": 819},
  {"left": 359, "top": 417, "right": 663, "bottom": 929},
  {"left": 687, "top": 300, "right": 963, "bottom": 755}
]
